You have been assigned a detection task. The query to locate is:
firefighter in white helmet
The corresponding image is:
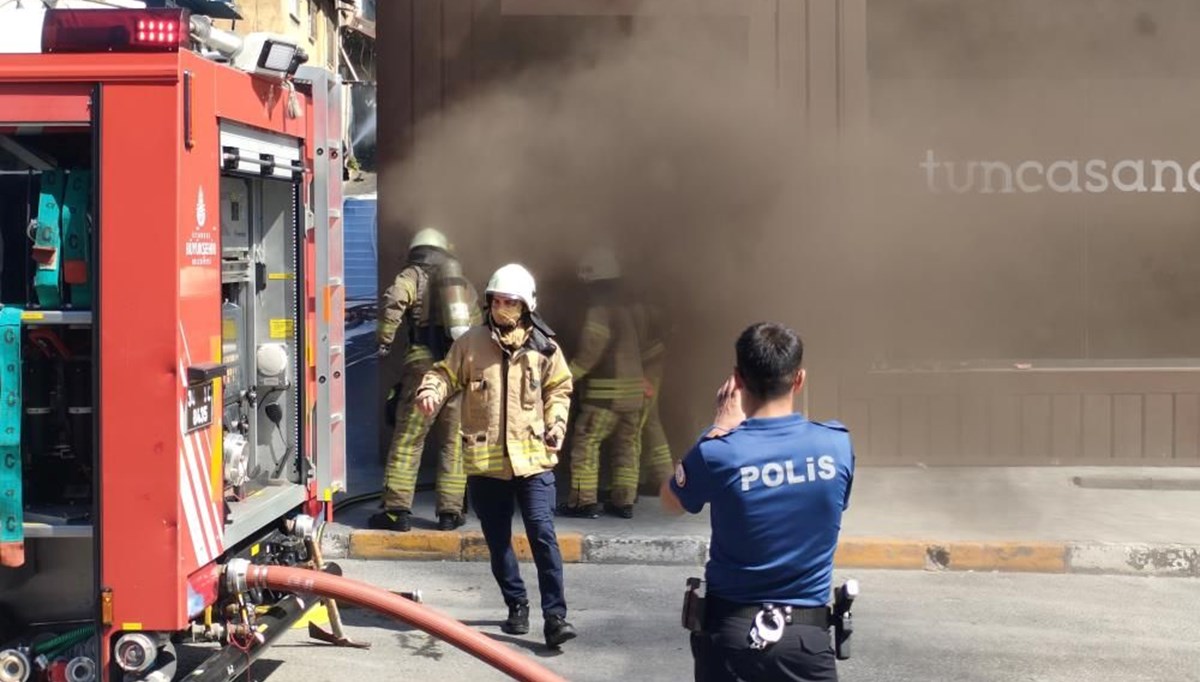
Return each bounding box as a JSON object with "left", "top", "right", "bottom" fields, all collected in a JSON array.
[
  {"left": 415, "top": 263, "right": 578, "bottom": 650},
  {"left": 559, "top": 247, "right": 646, "bottom": 519},
  {"left": 371, "top": 226, "right": 481, "bottom": 533}
]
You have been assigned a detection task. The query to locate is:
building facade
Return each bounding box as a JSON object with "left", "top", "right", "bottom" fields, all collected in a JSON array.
[
  {"left": 373, "top": 0, "right": 1200, "bottom": 467},
  {"left": 212, "top": 0, "right": 340, "bottom": 71}
]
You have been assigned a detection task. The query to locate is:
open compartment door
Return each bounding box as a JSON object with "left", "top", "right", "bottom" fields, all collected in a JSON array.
[{"left": 0, "top": 80, "right": 99, "bottom": 658}]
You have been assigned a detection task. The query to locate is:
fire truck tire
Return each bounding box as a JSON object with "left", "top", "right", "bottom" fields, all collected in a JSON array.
[{"left": 245, "top": 565, "right": 567, "bottom": 682}]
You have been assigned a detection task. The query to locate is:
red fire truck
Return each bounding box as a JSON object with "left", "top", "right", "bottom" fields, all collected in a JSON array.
[
  {"left": 0, "top": 5, "right": 351, "bottom": 680},
  {"left": 0, "top": 7, "right": 565, "bottom": 682}
]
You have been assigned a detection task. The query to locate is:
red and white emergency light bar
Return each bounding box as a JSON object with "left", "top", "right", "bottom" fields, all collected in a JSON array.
[
  {"left": 0, "top": 7, "right": 308, "bottom": 79},
  {"left": 0, "top": 8, "right": 187, "bottom": 55}
]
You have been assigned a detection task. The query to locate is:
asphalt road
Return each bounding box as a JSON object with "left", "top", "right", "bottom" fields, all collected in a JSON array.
[{"left": 182, "top": 562, "right": 1200, "bottom": 681}]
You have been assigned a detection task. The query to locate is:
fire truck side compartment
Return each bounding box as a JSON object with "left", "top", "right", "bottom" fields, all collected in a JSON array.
[{"left": 0, "top": 126, "right": 96, "bottom": 630}]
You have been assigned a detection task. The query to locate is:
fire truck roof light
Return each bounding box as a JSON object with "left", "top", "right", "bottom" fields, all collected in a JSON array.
[
  {"left": 261, "top": 41, "right": 299, "bottom": 72},
  {"left": 230, "top": 33, "right": 307, "bottom": 79},
  {"left": 42, "top": 8, "right": 189, "bottom": 54}
]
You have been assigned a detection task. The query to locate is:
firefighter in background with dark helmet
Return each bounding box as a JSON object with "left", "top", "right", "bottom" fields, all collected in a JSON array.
[
  {"left": 560, "top": 247, "right": 646, "bottom": 519},
  {"left": 371, "top": 227, "right": 480, "bottom": 533},
  {"left": 415, "top": 263, "right": 578, "bottom": 650}
]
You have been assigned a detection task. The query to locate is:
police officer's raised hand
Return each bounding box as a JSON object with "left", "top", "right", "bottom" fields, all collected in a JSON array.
[
  {"left": 416, "top": 391, "right": 439, "bottom": 417},
  {"left": 712, "top": 375, "right": 746, "bottom": 432}
]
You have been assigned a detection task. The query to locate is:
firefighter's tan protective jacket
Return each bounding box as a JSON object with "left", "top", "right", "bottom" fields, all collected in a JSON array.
[
  {"left": 568, "top": 302, "right": 645, "bottom": 412},
  {"left": 417, "top": 324, "right": 573, "bottom": 479},
  {"left": 378, "top": 255, "right": 482, "bottom": 355},
  {"left": 378, "top": 264, "right": 428, "bottom": 348}
]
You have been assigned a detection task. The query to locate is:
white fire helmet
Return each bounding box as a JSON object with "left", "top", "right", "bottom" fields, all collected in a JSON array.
[
  {"left": 410, "top": 227, "right": 450, "bottom": 252},
  {"left": 485, "top": 263, "right": 538, "bottom": 312},
  {"left": 577, "top": 246, "right": 621, "bottom": 282}
]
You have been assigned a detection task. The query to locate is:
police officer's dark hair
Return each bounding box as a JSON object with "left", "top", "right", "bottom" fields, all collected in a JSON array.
[{"left": 735, "top": 322, "right": 804, "bottom": 400}]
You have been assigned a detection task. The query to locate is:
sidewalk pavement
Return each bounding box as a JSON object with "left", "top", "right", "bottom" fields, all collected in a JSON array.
[{"left": 321, "top": 467, "right": 1200, "bottom": 577}]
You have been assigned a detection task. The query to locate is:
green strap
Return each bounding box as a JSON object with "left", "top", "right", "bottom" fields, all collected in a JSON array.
[
  {"left": 33, "top": 170, "right": 65, "bottom": 307},
  {"left": 0, "top": 307, "right": 22, "bottom": 545},
  {"left": 61, "top": 169, "right": 91, "bottom": 307}
]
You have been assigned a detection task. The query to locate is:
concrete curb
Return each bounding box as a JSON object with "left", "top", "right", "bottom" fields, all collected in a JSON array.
[
  {"left": 1067, "top": 543, "right": 1200, "bottom": 577},
  {"left": 323, "top": 529, "right": 1200, "bottom": 577}
]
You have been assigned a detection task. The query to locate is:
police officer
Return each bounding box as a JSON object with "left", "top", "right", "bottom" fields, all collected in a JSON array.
[
  {"left": 663, "top": 322, "right": 854, "bottom": 682},
  {"left": 371, "top": 227, "right": 480, "bottom": 533}
]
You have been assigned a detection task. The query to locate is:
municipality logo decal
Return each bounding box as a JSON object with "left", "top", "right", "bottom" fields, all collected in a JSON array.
[{"left": 196, "top": 186, "right": 207, "bottom": 227}]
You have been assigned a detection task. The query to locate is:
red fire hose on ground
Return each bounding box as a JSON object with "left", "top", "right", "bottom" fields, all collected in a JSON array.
[{"left": 228, "top": 562, "right": 568, "bottom": 682}]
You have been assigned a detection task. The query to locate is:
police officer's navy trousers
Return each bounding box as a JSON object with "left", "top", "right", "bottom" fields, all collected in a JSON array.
[
  {"left": 690, "top": 614, "right": 838, "bottom": 682},
  {"left": 468, "top": 471, "right": 567, "bottom": 618}
]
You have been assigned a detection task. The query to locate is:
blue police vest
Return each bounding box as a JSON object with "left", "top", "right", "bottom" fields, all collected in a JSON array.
[{"left": 670, "top": 414, "right": 855, "bottom": 607}]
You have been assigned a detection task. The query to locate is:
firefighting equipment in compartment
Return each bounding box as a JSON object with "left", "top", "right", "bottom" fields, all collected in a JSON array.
[
  {"left": 256, "top": 343, "right": 290, "bottom": 388},
  {"left": 30, "top": 169, "right": 92, "bottom": 309},
  {"left": 0, "top": 307, "right": 22, "bottom": 567},
  {"left": 564, "top": 296, "right": 645, "bottom": 512},
  {"left": 223, "top": 433, "right": 250, "bottom": 488},
  {"left": 485, "top": 264, "right": 538, "bottom": 312},
  {"left": 409, "top": 226, "right": 450, "bottom": 252},
  {"left": 32, "top": 171, "right": 64, "bottom": 307},
  {"left": 577, "top": 247, "right": 621, "bottom": 282},
  {"left": 0, "top": 624, "right": 97, "bottom": 682},
  {"left": 61, "top": 170, "right": 91, "bottom": 307}
]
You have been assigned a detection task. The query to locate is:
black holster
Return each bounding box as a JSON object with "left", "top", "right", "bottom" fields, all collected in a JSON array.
[{"left": 681, "top": 577, "right": 706, "bottom": 633}]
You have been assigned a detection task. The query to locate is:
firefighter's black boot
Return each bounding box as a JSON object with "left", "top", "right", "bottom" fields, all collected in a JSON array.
[
  {"left": 556, "top": 503, "right": 602, "bottom": 519},
  {"left": 501, "top": 599, "right": 530, "bottom": 635},
  {"left": 604, "top": 502, "right": 634, "bottom": 519},
  {"left": 367, "top": 509, "right": 411, "bottom": 532},
  {"left": 437, "top": 512, "right": 466, "bottom": 531},
  {"left": 544, "top": 615, "right": 577, "bottom": 649}
]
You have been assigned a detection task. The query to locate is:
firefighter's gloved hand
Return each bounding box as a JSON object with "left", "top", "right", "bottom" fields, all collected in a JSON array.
[
  {"left": 416, "top": 391, "right": 440, "bottom": 417},
  {"left": 545, "top": 421, "right": 567, "bottom": 450},
  {"left": 378, "top": 343, "right": 392, "bottom": 358}
]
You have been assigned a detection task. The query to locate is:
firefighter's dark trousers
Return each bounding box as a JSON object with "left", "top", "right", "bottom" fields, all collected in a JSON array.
[
  {"left": 381, "top": 351, "right": 466, "bottom": 515},
  {"left": 469, "top": 471, "right": 568, "bottom": 619}
]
